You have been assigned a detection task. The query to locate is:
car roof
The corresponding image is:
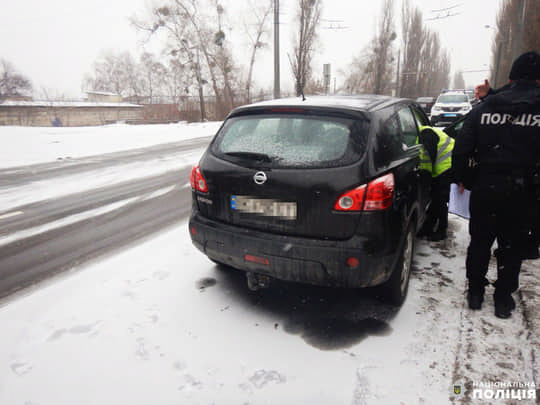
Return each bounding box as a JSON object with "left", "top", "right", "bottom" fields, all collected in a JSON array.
[
  {"left": 436, "top": 91, "right": 470, "bottom": 100},
  {"left": 438, "top": 90, "right": 468, "bottom": 96},
  {"left": 229, "top": 95, "right": 411, "bottom": 117}
]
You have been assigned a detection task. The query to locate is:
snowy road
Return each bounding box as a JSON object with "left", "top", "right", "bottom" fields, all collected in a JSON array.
[
  {"left": 0, "top": 137, "right": 211, "bottom": 298},
  {"left": 0, "top": 169, "right": 192, "bottom": 298},
  {"left": 0, "top": 123, "right": 538, "bottom": 404}
]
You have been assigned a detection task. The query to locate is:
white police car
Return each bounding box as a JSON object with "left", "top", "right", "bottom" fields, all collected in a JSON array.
[{"left": 430, "top": 90, "right": 473, "bottom": 126}]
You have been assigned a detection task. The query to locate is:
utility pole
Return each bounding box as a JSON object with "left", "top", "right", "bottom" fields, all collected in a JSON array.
[
  {"left": 273, "top": 0, "right": 281, "bottom": 99},
  {"left": 323, "top": 64, "right": 331, "bottom": 95}
]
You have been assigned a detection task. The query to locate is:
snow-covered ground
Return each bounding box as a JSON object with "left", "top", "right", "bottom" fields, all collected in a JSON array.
[
  {"left": 0, "top": 123, "right": 538, "bottom": 404},
  {"left": 0, "top": 122, "right": 221, "bottom": 214},
  {"left": 0, "top": 122, "right": 221, "bottom": 169}
]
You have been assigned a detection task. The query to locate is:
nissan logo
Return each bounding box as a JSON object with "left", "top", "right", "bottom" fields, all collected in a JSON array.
[{"left": 253, "top": 171, "right": 267, "bottom": 185}]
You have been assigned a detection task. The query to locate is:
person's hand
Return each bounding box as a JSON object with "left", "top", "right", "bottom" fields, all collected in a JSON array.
[
  {"left": 474, "top": 79, "right": 490, "bottom": 99},
  {"left": 458, "top": 182, "right": 465, "bottom": 194}
]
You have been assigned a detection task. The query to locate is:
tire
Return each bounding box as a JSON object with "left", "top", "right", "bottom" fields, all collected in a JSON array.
[{"left": 381, "top": 222, "right": 415, "bottom": 306}]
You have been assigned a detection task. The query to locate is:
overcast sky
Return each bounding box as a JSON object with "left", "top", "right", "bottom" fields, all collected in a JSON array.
[{"left": 0, "top": 0, "right": 502, "bottom": 99}]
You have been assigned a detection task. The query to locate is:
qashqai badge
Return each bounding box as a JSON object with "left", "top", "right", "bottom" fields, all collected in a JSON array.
[{"left": 253, "top": 171, "right": 267, "bottom": 185}]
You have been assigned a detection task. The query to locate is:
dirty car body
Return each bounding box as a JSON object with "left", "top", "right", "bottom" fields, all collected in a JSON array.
[{"left": 189, "top": 95, "right": 432, "bottom": 305}]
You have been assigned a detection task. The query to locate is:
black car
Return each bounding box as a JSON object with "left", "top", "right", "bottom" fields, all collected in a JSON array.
[
  {"left": 189, "top": 95, "right": 432, "bottom": 305},
  {"left": 415, "top": 96, "right": 435, "bottom": 115}
]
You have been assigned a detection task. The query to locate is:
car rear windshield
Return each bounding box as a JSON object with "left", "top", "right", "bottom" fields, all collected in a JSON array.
[
  {"left": 437, "top": 94, "right": 468, "bottom": 103},
  {"left": 211, "top": 114, "right": 368, "bottom": 168}
]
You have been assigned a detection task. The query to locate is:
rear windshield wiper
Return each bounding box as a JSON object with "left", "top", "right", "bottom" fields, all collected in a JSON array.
[{"left": 224, "top": 151, "right": 274, "bottom": 162}]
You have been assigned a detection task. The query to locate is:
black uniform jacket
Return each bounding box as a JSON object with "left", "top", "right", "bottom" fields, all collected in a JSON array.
[{"left": 452, "top": 80, "right": 540, "bottom": 186}]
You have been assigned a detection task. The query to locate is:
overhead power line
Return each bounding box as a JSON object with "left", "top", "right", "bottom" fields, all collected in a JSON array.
[
  {"left": 425, "top": 12, "right": 460, "bottom": 21},
  {"left": 430, "top": 4, "right": 462, "bottom": 13},
  {"left": 426, "top": 3, "right": 462, "bottom": 21},
  {"left": 321, "top": 18, "right": 348, "bottom": 31}
]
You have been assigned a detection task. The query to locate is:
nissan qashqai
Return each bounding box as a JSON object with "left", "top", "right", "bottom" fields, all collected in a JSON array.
[{"left": 189, "top": 95, "right": 432, "bottom": 306}]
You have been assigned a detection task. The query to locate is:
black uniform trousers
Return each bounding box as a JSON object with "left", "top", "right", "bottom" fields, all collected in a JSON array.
[
  {"left": 466, "top": 178, "right": 537, "bottom": 294},
  {"left": 421, "top": 170, "right": 452, "bottom": 235}
]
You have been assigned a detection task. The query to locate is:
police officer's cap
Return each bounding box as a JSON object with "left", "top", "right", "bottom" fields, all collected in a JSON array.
[{"left": 509, "top": 51, "right": 540, "bottom": 80}]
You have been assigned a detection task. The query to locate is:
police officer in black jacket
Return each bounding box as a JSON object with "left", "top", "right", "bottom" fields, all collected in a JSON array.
[{"left": 452, "top": 51, "right": 540, "bottom": 319}]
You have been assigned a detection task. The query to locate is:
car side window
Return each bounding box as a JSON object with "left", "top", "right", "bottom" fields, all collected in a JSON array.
[
  {"left": 397, "top": 107, "right": 419, "bottom": 147},
  {"left": 382, "top": 114, "right": 404, "bottom": 155},
  {"left": 372, "top": 112, "right": 405, "bottom": 169},
  {"left": 411, "top": 106, "right": 430, "bottom": 127}
]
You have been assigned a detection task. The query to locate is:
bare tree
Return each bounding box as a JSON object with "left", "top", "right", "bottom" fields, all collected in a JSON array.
[
  {"left": 132, "top": 0, "right": 241, "bottom": 120},
  {"left": 243, "top": 0, "right": 272, "bottom": 103},
  {"left": 133, "top": 2, "right": 209, "bottom": 120},
  {"left": 0, "top": 59, "right": 32, "bottom": 99},
  {"left": 523, "top": 0, "right": 539, "bottom": 52},
  {"left": 399, "top": 0, "right": 424, "bottom": 98},
  {"left": 290, "top": 0, "right": 322, "bottom": 96},
  {"left": 491, "top": 1, "right": 518, "bottom": 88},
  {"left": 399, "top": 0, "right": 450, "bottom": 98},
  {"left": 83, "top": 50, "right": 142, "bottom": 99},
  {"left": 418, "top": 31, "right": 450, "bottom": 96},
  {"left": 343, "top": 0, "right": 396, "bottom": 95},
  {"left": 372, "top": 0, "right": 396, "bottom": 95},
  {"left": 212, "top": 1, "right": 237, "bottom": 113},
  {"left": 453, "top": 71, "right": 466, "bottom": 89},
  {"left": 139, "top": 52, "right": 168, "bottom": 103},
  {"left": 303, "top": 76, "right": 326, "bottom": 94},
  {"left": 342, "top": 54, "right": 365, "bottom": 94},
  {"left": 490, "top": 0, "right": 539, "bottom": 89},
  {"left": 163, "top": 57, "right": 189, "bottom": 104}
]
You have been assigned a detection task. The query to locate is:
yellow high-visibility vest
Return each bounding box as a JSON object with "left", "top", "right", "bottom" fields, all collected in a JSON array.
[{"left": 417, "top": 127, "right": 454, "bottom": 178}]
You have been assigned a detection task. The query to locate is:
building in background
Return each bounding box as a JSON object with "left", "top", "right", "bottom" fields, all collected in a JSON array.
[{"left": 0, "top": 92, "right": 143, "bottom": 126}]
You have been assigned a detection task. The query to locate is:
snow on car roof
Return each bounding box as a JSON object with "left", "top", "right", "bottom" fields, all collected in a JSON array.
[{"left": 230, "top": 95, "right": 408, "bottom": 116}]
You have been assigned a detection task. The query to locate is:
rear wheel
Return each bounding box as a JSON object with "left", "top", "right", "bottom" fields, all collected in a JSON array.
[{"left": 381, "top": 222, "right": 415, "bottom": 306}]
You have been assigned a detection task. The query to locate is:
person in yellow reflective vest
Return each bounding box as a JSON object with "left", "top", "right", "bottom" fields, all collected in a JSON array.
[{"left": 417, "top": 126, "right": 455, "bottom": 241}]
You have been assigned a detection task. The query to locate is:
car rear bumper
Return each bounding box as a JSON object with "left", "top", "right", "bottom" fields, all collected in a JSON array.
[{"left": 189, "top": 212, "right": 396, "bottom": 288}]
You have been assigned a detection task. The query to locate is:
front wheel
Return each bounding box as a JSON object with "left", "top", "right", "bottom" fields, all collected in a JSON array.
[{"left": 381, "top": 222, "right": 415, "bottom": 306}]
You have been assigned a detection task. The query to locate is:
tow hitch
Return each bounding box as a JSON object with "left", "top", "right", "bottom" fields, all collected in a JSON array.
[{"left": 246, "top": 272, "right": 272, "bottom": 291}]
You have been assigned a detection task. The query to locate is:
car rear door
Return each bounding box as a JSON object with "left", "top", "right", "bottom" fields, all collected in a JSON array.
[
  {"left": 195, "top": 109, "right": 373, "bottom": 240},
  {"left": 397, "top": 105, "right": 431, "bottom": 220}
]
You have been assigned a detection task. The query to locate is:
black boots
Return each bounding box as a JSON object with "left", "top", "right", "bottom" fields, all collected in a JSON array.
[
  {"left": 494, "top": 291, "right": 516, "bottom": 319},
  {"left": 467, "top": 279, "right": 488, "bottom": 310},
  {"left": 467, "top": 282, "right": 516, "bottom": 319},
  {"left": 467, "top": 290, "right": 484, "bottom": 310}
]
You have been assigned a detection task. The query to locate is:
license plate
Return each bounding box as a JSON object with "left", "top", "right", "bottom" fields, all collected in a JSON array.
[
  {"left": 444, "top": 113, "right": 457, "bottom": 117},
  {"left": 231, "top": 195, "right": 297, "bottom": 220}
]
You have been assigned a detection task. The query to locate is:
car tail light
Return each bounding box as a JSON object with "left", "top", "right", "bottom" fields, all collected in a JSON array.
[
  {"left": 334, "top": 185, "right": 367, "bottom": 211},
  {"left": 364, "top": 173, "right": 394, "bottom": 211},
  {"left": 190, "top": 165, "right": 208, "bottom": 193},
  {"left": 334, "top": 173, "right": 394, "bottom": 212}
]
